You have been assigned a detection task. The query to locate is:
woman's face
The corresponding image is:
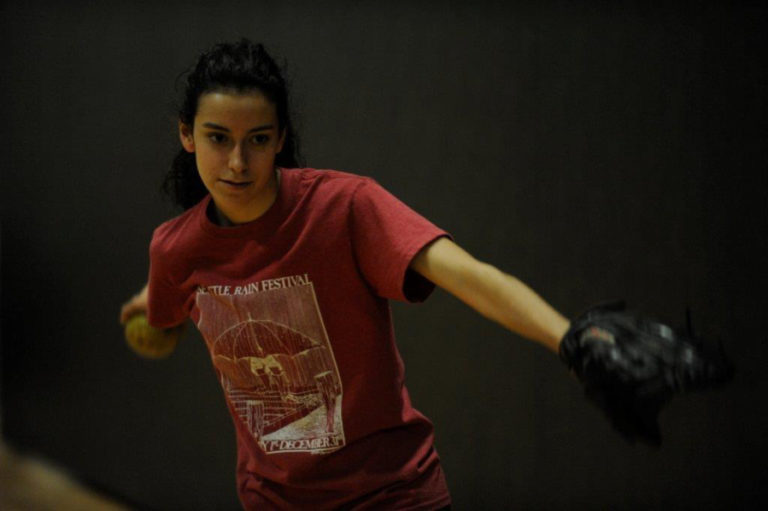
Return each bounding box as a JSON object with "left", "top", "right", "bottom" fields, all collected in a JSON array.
[{"left": 179, "top": 90, "right": 285, "bottom": 224}]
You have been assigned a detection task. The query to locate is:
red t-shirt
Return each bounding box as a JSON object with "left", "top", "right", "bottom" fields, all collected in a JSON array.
[{"left": 148, "top": 168, "right": 452, "bottom": 510}]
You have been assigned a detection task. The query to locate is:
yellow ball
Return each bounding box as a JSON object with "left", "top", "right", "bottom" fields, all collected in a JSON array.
[{"left": 124, "top": 313, "right": 181, "bottom": 359}]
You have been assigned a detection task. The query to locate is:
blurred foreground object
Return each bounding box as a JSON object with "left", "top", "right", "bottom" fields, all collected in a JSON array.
[{"left": 0, "top": 442, "right": 129, "bottom": 510}]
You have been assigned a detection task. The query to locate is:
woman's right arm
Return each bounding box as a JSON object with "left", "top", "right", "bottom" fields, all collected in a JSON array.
[{"left": 119, "top": 283, "right": 148, "bottom": 324}]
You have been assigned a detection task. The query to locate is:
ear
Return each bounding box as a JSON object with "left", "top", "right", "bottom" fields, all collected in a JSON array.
[{"left": 179, "top": 121, "right": 195, "bottom": 153}]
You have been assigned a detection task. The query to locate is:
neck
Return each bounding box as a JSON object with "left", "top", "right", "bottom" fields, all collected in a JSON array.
[
  {"left": 209, "top": 168, "right": 281, "bottom": 226},
  {"left": 213, "top": 206, "right": 237, "bottom": 227}
]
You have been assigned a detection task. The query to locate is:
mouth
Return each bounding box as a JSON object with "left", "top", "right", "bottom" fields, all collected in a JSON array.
[{"left": 220, "top": 179, "right": 252, "bottom": 188}]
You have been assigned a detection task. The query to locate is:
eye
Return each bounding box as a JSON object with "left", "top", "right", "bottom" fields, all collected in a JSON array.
[
  {"left": 250, "top": 134, "right": 270, "bottom": 145},
  {"left": 207, "top": 133, "right": 228, "bottom": 144}
]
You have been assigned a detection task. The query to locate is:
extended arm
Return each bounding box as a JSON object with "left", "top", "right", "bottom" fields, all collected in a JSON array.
[
  {"left": 409, "top": 237, "right": 570, "bottom": 354},
  {"left": 411, "top": 238, "right": 735, "bottom": 446}
]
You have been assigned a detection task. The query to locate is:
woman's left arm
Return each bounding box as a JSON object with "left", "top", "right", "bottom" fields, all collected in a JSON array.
[{"left": 410, "top": 237, "right": 570, "bottom": 354}]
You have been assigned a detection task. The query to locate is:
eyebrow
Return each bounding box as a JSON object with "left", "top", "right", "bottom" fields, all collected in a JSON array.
[{"left": 202, "top": 122, "right": 274, "bottom": 133}]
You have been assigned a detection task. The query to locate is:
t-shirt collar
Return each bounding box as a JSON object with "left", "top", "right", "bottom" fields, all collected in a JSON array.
[{"left": 198, "top": 167, "right": 294, "bottom": 240}]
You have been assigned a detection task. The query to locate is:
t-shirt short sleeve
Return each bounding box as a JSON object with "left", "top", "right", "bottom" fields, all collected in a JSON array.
[
  {"left": 147, "top": 231, "right": 188, "bottom": 329},
  {"left": 349, "top": 178, "right": 451, "bottom": 302}
]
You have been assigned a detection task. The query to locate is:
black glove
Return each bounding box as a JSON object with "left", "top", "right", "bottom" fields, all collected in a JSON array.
[{"left": 559, "top": 300, "right": 734, "bottom": 446}]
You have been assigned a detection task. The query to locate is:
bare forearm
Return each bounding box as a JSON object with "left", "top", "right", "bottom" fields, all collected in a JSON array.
[
  {"left": 120, "top": 282, "right": 149, "bottom": 324},
  {"left": 459, "top": 262, "right": 570, "bottom": 353},
  {"left": 411, "top": 238, "right": 570, "bottom": 353}
]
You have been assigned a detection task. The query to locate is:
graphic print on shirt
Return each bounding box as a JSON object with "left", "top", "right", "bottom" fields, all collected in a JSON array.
[{"left": 195, "top": 275, "right": 345, "bottom": 455}]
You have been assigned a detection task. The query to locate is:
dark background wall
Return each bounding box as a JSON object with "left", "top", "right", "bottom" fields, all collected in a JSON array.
[{"left": 2, "top": 1, "right": 766, "bottom": 509}]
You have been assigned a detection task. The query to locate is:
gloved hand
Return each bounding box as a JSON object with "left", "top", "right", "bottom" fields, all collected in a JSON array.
[{"left": 559, "top": 301, "right": 734, "bottom": 446}]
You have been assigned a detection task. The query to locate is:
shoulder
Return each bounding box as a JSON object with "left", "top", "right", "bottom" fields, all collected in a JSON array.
[
  {"left": 149, "top": 197, "right": 208, "bottom": 259},
  {"left": 282, "top": 168, "right": 381, "bottom": 210},
  {"left": 287, "top": 167, "right": 373, "bottom": 192}
]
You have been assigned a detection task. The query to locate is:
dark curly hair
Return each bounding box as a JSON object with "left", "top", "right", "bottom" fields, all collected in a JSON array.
[{"left": 162, "top": 39, "right": 303, "bottom": 210}]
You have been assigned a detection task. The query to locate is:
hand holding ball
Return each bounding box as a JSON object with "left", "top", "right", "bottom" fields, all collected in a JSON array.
[{"left": 124, "top": 313, "right": 182, "bottom": 359}]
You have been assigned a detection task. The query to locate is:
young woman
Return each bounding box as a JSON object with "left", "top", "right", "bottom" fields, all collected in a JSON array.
[{"left": 120, "top": 38, "right": 570, "bottom": 510}]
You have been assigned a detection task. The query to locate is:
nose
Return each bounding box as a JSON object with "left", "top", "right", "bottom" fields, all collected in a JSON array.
[{"left": 228, "top": 143, "right": 247, "bottom": 173}]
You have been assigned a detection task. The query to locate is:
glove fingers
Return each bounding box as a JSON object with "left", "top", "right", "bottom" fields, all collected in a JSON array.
[
  {"left": 597, "top": 314, "right": 735, "bottom": 391},
  {"left": 675, "top": 338, "right": 735, "bottom": 390},
  {"left": 679, "top": 357, "right": 734, "bottom": 391}
]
